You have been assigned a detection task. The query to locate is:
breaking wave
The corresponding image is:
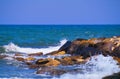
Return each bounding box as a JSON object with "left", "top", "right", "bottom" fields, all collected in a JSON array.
[
  {"left": 53, "top": 55, "right": 120, "bottom": 79},
  {"left": 3, "top": 39, "right": 67, "bottom": 54}
]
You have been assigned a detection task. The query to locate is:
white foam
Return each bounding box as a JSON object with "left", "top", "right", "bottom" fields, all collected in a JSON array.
[
  {"left": 3, "top": 39, "right": 67, "bottom": 54},
  {"left": 53, "top": 55, "right": 120, "bottom": 79}
]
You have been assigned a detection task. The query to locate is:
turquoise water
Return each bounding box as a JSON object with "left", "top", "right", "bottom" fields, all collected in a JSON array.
[{"left": 0, "top": 25, "right": 120, "bottom": 78}]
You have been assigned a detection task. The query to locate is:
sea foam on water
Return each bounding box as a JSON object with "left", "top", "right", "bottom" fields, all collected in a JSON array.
[
  {"left": 53, "top": 55, "right": 120, "bottom": 79},
  {"left": 3, "top": 39, "right": 67, "bottom": 54}
]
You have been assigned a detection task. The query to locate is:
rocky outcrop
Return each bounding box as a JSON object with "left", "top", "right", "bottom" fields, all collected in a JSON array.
[
  {"left": 1, "top": 36, "right": 120, "bottom": 77},
  {"left": 60, "top": 36, "right": 120, "bottom": 58}
]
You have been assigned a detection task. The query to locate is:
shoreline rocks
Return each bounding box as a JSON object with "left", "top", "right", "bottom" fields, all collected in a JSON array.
[{"left": 0, "top": 36, "right": 120, "bottom": 77}]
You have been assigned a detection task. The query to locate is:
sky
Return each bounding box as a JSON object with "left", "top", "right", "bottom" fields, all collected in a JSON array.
[{"left": 0, "top": 0, "right": 120, "bottom": 24}]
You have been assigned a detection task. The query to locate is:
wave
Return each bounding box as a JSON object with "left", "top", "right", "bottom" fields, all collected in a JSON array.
[
  {"left": 3, "top": 39, "right": 67, "bottom": 54},
  {"left": 53, "top": 55, "right": 120, "bottom": 79}
]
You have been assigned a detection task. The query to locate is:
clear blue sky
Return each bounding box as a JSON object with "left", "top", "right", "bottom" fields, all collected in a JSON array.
[{"left": 0, "top": 0, "right": 120, "bottom": 24}]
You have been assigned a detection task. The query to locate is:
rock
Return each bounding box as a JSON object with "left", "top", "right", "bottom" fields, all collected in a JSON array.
[
  {"left": 29, "top": 64, "right": 39, "bottom": 69},
  {"left": 36, "top": 59, "right": 49, "bottom": 65},
  {"left": 46, "top": 51, "right": 65, "bottom": 56},
  {"left": 45, "top": 58, "right": 60, "bottom": 66},
  {"left": 15, "top": 57, "right": 25, "bottom": 62},
  {"left": 25, "top": 57, "right": 36, "bottom": 61},
  {"left": 61, "top": 37, "right": 120, "bottom": 58},
  {"left": 28, "top": 52, "right": 43, "bottom": 56},
  {"left": 59, "top": 41, "right": 72, "bottom": 52},
  {"left": 113, "top": 57, "right": 120, "bottom": 64},
  {"left": 15, "top": 53, "right": 23, "bottom": 56},
  {"left": 103, "top": 72, "right": 120, "bottom": 79},
  {"left": 57, "top": 55, "right": 85, "bottom": 66},
  {"left": 36, "top": 67, "right": 66, "bottom": 76},
  {"left": 0, "top": 55, "right": 7, "bottom": 59},
  {"left": 36, "top": 58, "right": 60, "bottom": 67}
]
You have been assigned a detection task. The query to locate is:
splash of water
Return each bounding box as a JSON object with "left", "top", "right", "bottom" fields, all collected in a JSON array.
[
  {"left": 53, "top": 55, "right": 120, "bottom": 79},
  {"left": 3, "top": 39, "right": 67, "bottom": 54}
]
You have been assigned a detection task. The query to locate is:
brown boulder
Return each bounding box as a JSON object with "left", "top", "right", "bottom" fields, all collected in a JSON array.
[
  {"left": 28, "top": 52, "right": 43, "bottom": 56},
  {"left": 36, "top": 67, "right": 66, "bottom": 76},
  {"left": 36, "top": 58, "right": 60, "bottom": 67},
  {"left": 45, "top": 51, "right": 65, "bottom": 56},
  {"left": 57, "top": 55, "right": 85, "bottom": 66},
  {"left": 14, "top": 53, "right": 23, "bottom": 56},
  {"left": 25, "top": 57, "right": 36, "bottom": 61},
  {"left": 0, "top": 55, "right": 7, "bottom": 59},
  {"left": 15, "top": 57, "right": 25, "bottom": 62}
]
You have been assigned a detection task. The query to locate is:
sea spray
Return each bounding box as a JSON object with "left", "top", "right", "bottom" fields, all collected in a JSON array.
[
  {"left": 53, "top": 55, "right": 120, "bottom": 79},
  {"left": 3, "top": 39, "right": 67, "bottom": 54}
]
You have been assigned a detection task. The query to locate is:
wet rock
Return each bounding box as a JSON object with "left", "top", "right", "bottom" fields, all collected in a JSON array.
[
  {"left": 25, "top": 57, "right": 36, "bottom": 61},
  {"left": 113, "top": 57, "right": 120, "bottom": 64},
  {"left": 0, "top": 55, "right": 7, "bottom": 59},
  {"left": 62, "top": 37, "right": 120, "bottom": 58},
  {"left": 46, "top": 51, "right": 65, "bottom": 56},
  {"left": 57, "top": 55, "right": 85, "bottom": 66},
  {"left": 103, "top": 72, "right": 120, "bottom": 79},
  {"left": 28, "top": 52, "right": 43, "bottom": 56},
  {"left": 59, "top": 41, "right": 72, "bottom": 52},
  {"left": 15, "top": 53, "right": 23, "bottom": 56},
  {"left": 36, "top": 67, "right": 66, "bottom": 76},
  {"left": 29, "top": 64, "right": 39, "bottom": 69},
  {"left": 15, "top": 57, "right": 25, "bottom": 62},
  {"left": 36, "top": 58, "right": 60, "bottom": 67},
  {"left": 36, "top": 59, "right": 49, "bottom": 65}
]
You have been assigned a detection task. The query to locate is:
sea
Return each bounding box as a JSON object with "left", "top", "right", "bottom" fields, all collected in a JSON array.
[{"left": 0, "top": 25, "right": 120, "bottom": 79}]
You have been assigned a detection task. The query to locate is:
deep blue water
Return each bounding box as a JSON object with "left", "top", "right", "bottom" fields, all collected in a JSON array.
[
  {"left": 0, "top": 25, "right": 120, "bottom": 78},
  {"left": 0, "top": 25, "right": 120, "bottom": 47}
]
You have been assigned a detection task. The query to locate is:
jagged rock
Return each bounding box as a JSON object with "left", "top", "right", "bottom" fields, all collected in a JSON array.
[
  {"left": 28, "top": 52, "right": 43, "bottom": 56},
  {"left": 59, "top": 41, "right": 72, "bottom": 52},
  {"left": 45, "top": 51, "right": 65, "bottom": 56},
  {"left": 36, "top": 58, "right": 60, "bottom": 67},
  {"left": 60, "top": 37, "right": 120, "bottom": 58},
  {"left": 103, "top": 72, "right": 120, "bottom": 79}
]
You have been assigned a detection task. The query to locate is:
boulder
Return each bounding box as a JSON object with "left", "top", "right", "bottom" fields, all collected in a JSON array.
[
  {"left": 45, "top": 51, "right": 65, "bottom": 56},
  {"left": 15, "top": 57, "right": 25, "bottom": 62},
  {"left": 25, "top": 57, "right": 36, "bottom": 61},
  {"left": 57, "top": 55, "right": 85, "bottom": 66},
  {"left": 28, "top": 52, "right": 43, "bottom": 56},
  {"left": 36, "top": 58, "right": 60, "bottom": 67},
  {"left": 0, "top": 55, "right": 7, "bottom": 59},
  {"left": 59, "top": 41, "right": 72, "bottom": 52},
  {"left": 36, "top": 67, "right": 66, "bottom": 76},
  {"left": 14, "top": 53, "right": 23, "bottom": 56}
]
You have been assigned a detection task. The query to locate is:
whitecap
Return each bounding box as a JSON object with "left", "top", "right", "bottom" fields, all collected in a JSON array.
[
  {"left": 53, "top": 55, "right": 120, "bottom": 79},
  {"left": 3, "top": 39, "right": 67, "bottom": 54}
]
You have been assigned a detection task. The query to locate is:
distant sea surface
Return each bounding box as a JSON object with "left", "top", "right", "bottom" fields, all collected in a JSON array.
[{"left": 0, "top": 25, "right": 120, "bottom": 79}]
